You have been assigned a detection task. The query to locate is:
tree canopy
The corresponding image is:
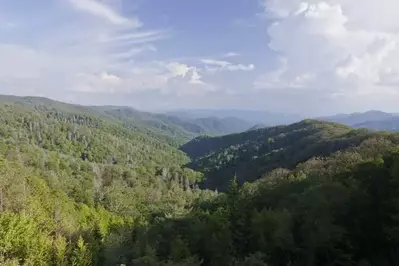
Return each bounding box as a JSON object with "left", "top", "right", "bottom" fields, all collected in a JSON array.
[{"left": 1, "top": 96, "right": 399, "bottom": 265}]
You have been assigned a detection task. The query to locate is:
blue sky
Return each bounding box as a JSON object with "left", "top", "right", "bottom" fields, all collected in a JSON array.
[{"left": 1, "top": 0, "right": 399, "bottom": 115}]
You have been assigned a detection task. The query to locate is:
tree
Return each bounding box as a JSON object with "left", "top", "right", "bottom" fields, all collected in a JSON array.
[{"left": 71, "top": 236, "right": 92, "bottom": 266}]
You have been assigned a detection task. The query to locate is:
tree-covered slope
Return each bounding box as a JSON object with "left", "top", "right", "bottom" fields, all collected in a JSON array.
[
  {"left": 0, "top": 95, "right": 250, "bottom": 147},
  {"left": 0, "top": 104, "right": 188, "bottom": 167},
  {"left": 97, "top": 106, "right": 252, "bottom": 141},
  {"left": 181, "top": 120, "right": 376, "bottom": 190},
  {"left": 192, "top": 116, "right": 252, "bottom": 135},
  {"left": 0, "top": 100, "right": 216, "bottom": 265},
  {"left": 246, "top": 123, "right": 267, "bottom": 131},
  {"left": 5, "top": 95, "right": 399, "bottom": 265},
  {"left": 138, "top": 136, "right": 399, "bottom": 266}
]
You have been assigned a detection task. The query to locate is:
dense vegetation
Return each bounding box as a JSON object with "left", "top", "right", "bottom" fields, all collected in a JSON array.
[
  {"left": 182, "top": 120, "right": 376, "bottom": 190},
  {"left": 0, "top": 95, "right": 250, "bottom": 147},
  {"left": 0, "top": 99, "right": 214, "bottom": 265},
  {"left": 139, "top": 138, "right": 399, "bottom": 266},
  {"left": 3, "top": 95, "right": 399, "bottom": 265}
]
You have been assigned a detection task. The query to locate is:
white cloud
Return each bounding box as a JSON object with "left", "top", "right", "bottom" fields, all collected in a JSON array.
[
  {"left": 224, "top": 52, "right": 241, "bottom": 57},
  {"left": 0, "top": 0, "right": 210, "bottom": 104},
  {"left": 201, "top": 59, "right": 230, "bottom": 67},
  {"left": 166, "top": 62, "right": 191, "bottom": 77},
  {"left": 163, "top": 62, "right": 214, "bottom": 95},
  {"left": 67, "top": 61, "right": 213, "bottom": 97},
  {"left": 68, "top": 0, "right": 141, "bottom": 27},
  {"left": 73, "top": 72, "right": 119, "bottom": 93},
  {"left": 166, "top": 62, "right": 205, "bottom": 85},
  {"left": 100, "top": 71, "right": 121, "bottom": 84},
  {"left": 228, "top": 64, "right": 255, "bottom": 71},
  {"left": 113, "top": 45, "right": 157, "bottom": 59},
  {"left": 165, "top": 63, "right": 214, "bottom": 96},
  {"left": 201, "top": 59, "right": 255, "bottom": 72},
  {"left": 256, "top": 0, "right": 399, "bottom": 100},
  {"left": 101, "top": 30, "right": 170, "bottom": 44}
]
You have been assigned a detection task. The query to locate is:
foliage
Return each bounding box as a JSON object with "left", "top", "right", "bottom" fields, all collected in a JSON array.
[
  {"left": 181, "top": 120, "right": 397, "bottom": 190},
  {"left": 3, "top": 95, "right": 399, "bottom": 265},
  {"left": 0, "top": 97, "right": 215, "bottom": 265}
]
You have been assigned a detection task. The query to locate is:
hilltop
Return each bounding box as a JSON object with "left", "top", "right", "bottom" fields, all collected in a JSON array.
[{"left": 181, "top": 120, "right": 383, "bottom": 190}]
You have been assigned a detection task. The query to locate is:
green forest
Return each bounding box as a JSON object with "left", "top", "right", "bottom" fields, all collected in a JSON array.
[{"left": 2, "top": 96, "right": 399, "bottom": 265}]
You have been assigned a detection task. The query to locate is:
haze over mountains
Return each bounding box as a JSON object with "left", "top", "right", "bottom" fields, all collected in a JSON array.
[
  {"left": 320, "top": 110, "right": 399, "bottom": 131},
  {"left": 170, "top": 108, "right": 399, "bottom": 132},
  {"left": 168, "top": 109, "right": 303, "bottom": 125},
  {"left": 4, "top": 94, "right": 399, "bottom": 133},
  {"left": 0, "top": 95, "right": 254, "bottom": 144}
]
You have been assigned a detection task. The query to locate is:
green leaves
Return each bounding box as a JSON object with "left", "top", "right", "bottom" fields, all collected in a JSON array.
[
  {"left": 71, "top": 236, "right": 92, "bottom": 266},
  {"left": 0, "top": 213, "right": 51, "bottom": 265}
]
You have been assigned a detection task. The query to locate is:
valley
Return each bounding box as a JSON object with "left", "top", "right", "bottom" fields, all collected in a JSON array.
[{"left": 1, "top": 95, "right": 399, "bottom": 265}]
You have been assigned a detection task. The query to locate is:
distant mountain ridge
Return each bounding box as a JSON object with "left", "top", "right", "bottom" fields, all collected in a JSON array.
[
  {"left": 353, "top": 117, "right": 399, "bottom": 131},
  {"left": 320, "top": 110, "right": 399, "bottom": 132},
  {"left": 0, "top": 95, "right": 252, "bottom": 145},
  {"left": 247, "top": 124, "right": 267, "bottom": 131},
  {"left": 168, "top": 109, "right": 303, "bottom": 125},
  {"left": 99, "top": 106, "right": 253, "bottom": 139},
  {"left": 319, "top": 110, "right": 397, "bottom": 126},
  {"left": 5, "top": 95, "right": 399, "bottom": 140}
]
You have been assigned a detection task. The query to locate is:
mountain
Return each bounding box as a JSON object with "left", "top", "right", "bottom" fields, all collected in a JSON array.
[
  {"left": 319, "top": 110, "right": 399, "bottom": 132},
  {"left": 247, "top": 123, "right": 267, "bottom": 131},
  {"left": 168, "top": 109, "right": 303, "bottom": 125},
  {"left": 4, "top": 94, "right": 399, "bottom": 265},
  {"left": 151, "top": 131, "right": 399, "bottom": 266},
  {"left": 0, "top": 95, "right": 217, "bottom": 265},
  {"left": 193, "top": 116, "right": 253, "bottom": 135},
  {"left": 319, "top": 110, "right": 397, "bottom": 126},
  {"left": 0, "top": 95, "right": 250, "bottom": 147},
  {"left": 101, "top": 106, "right": 252, "bottom": 138},
  {"left": 181, "top": 120, "right": 377, "bottom": 190},
  {"left": 353, "top": 117, "right": 399, "bottom": 131}
]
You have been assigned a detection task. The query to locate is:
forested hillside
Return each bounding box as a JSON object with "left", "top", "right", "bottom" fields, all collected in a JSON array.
[
  {"left": 181, "top": 120, "right": 380, "bottom": 190},
  {"left": 0, "top": 99, "right": 216, "bottom": 265},
  {"left": 97, "top": 106, "right": 252, "bottom": 143},
  {"left": 3, "top": 96, "right": 399, "bottom": 265},
  {"left": 140, "top": 140, "right": 399, "bottom": 266},
  {"left": 0, "top": 95, "right": 250, "bottom": 147}
]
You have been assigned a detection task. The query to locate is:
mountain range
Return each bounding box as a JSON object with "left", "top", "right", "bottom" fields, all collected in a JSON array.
[
  {"left": 319, "top": 110, "right": 399, "bottom": 131},
  {"left": 0, "top": 95, "right": 253, "bottom": 145},
  {"left": 2, "top": 94, "right": 399, "bottom": 265},
  {"left": 168, "top": 109, "right": 303, "bottom": 125},
  {"left": 171, "top": 109, "right": 399, "bottom": 132}
]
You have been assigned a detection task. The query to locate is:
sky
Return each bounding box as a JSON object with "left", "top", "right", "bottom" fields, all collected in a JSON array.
[{"left": 1, "top": 0, "right": 399, "bottom": 115}]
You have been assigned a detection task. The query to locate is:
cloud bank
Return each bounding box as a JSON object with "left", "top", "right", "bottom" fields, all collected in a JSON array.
[
  {"left": 3, "top": 0, "right": 399, "bottom": 114},
  {"left": 256, "top": 0, "right": 399, "bottom": 101}
]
